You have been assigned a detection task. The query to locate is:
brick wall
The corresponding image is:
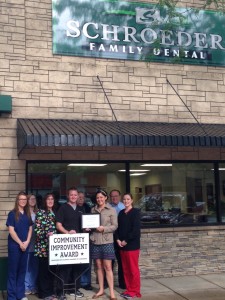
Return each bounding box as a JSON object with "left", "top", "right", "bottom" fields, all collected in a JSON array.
[
  {"left": 1, "top": 0, "right": 225, "bottom": 124},
  {"left": 1, "top": 0, "right": 225, "bottom": 276}
]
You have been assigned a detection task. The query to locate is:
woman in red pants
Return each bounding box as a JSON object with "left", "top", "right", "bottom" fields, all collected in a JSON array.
[{"left": 115, "top": 193, "right": 142, "bottom": 299}]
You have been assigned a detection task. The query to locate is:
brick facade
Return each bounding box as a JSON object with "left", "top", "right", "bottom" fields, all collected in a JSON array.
[{"left": 1, "top": 0, "right": 225, "bottom": 277}]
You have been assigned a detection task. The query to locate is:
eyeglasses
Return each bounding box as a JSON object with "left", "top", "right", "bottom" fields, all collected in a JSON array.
[{"left": 19, "top": 198, "right": 27, "bottom": 201}]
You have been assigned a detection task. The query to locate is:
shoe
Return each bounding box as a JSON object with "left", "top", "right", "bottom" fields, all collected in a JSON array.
[
  {"left": 25, "top": 290, "right": 32, "bottom": 295},
  {"left": 69, "top": 293, "right": 75, "bottom": 296},
  {"left": 75, "top": 290, "right": 84, "bottom": 298},
  {"left": 81, "top": 284, "right": 93, "bottom": 290},
  {"left": 31, "top": 290, "right": 38, "bottom": 295},
  {"left": 122, "top": 294, "right": 133, "bottom": 299},
  {"left": 120, "top": 293, "right": 133, "bottom": 299},
  {"left": 21, "top": 298, "right": 28, "bottom": 300},
  {"left": 43, "top": 296, "right": 58, "bottom": 300},
  {"left": 92, "top": 293, "right": 104, "bottom": 299}
]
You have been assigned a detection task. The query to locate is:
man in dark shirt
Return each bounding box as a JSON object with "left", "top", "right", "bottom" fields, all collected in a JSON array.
[
  {"left": 56, "top": 187, "right": 84, "bottom": 299},
  {"left": 77, "top": 192, "right": 91, "bottom": 213}
]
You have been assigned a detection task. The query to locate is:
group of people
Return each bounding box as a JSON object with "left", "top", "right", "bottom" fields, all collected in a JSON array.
[{"left": 6, "top": 187, "right": 142, "bottom": 300}]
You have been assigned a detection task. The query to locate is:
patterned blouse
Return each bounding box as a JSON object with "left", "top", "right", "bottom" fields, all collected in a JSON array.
[{"left": 34, "top": 209, "right": 57, "bottom": 257}]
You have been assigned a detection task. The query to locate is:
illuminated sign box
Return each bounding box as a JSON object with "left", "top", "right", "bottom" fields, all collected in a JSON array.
[{"left": 52, "top": 0, "right": 225, "bottom": 67}]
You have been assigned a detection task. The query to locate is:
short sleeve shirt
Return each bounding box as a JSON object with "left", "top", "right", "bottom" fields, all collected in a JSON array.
[
  {"left": 56, "top": 203, "right": 83, "bottom": 232},
  {"left": 34, "top": 209, "right": 57, "bottom": 257},
  {"left": 6, "top": 210, "right": 32, "bottom": 249}
]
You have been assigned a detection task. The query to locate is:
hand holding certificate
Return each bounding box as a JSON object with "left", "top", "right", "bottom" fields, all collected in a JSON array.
[{"left": 82, "top": 213, "right": 100, "bottom": 229}]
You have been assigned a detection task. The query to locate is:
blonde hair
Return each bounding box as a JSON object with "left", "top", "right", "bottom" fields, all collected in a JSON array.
[{"left": 27, "top": 194, "right": 38, "bottom": 213}]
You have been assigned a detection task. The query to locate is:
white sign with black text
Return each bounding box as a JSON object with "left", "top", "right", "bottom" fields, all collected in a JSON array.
[{"left": 49, "top": 233, "right": 90, "bottom": 265}]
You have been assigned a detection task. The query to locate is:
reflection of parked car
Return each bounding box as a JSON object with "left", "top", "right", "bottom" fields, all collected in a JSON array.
[
  {"left": 140, "top": 210, "right": 195, "bottom": 225},
  {"left": 136, "top": 192, "right": 193, "bottom": 225},
  {"left": 85, "top": 197, "right": 95, "bottom": 208},
  {"left": 145, "top": 194, "right": 163, "bottom": 211},
  {"left": 138, "top": 192, "right": 187, "bottom": 211},
  {"left": 58, "top": 195, "right": 67, "bottom": 204}
]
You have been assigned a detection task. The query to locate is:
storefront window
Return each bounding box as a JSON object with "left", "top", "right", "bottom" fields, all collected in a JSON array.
[
  {"left": 219, "top": 164, "right": 225, "bottom": 222},
  {"left": 27, "top": 161, "right": 219, "bottom": 226},
  {"left": 130, "top": 162, "right": 216, "bottom": 226},
  {"left": 27, "top": 162, "right": 126, "bottom": 207}
]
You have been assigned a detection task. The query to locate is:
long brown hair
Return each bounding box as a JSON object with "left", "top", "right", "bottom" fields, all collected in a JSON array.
[
  {"left": 42, "top": 193, "right": 55, "bottom": 212},
  {"left": 123, "top": 193, "right": 134, "bottom": 207},
  {"left": 123, "top": 193, "right": 133, "bottom": 199},
  {"left": 13, "top": 191, "right": 31, "bottom": 221}
]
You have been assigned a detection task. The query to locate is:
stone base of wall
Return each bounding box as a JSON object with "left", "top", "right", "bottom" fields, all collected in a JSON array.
[
  {"left": 140, "top": 225, "right": 225, "bottom": 278},
  {"left": 2, "top": 225, "right": 225, "bottom": 279}
]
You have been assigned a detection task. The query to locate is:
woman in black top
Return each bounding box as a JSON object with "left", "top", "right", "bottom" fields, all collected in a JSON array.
[{"left": 116, "top": 193, "right": 142, "bottom": 299}]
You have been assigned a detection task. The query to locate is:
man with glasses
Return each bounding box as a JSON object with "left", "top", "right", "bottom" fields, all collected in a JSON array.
[{"left": 110, "top": 189, "right": 126, "bottom": 289}]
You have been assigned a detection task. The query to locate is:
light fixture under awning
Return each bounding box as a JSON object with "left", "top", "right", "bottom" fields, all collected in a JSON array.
[
  {"left": 141, "top": 164, "right": 172, "bottom": 167},
  {"left": 68, "top": 164, "right": 107, "bottom": 167}
]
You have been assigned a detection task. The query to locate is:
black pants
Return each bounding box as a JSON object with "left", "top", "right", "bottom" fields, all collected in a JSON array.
[
  {"left": 38, "top": 257, "right": 55, "bottom": 298},
  {"left": 56, "top": 264, "right": 81, "bottom": 296}
]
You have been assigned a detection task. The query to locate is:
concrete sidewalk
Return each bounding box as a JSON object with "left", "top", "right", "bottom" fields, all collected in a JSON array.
[
  {"left": 2, "top": 273, "right": 225, "bottom": 300},
  {"left": 140, "top": 273, "right": 225, "bottom": 300}
]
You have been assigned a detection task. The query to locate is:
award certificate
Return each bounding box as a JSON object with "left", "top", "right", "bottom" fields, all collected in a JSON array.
[{"left": 82, "top": 213, "right": 100, "bottom": 229}]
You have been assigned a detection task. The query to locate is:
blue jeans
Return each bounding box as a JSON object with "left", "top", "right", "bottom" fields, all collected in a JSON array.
[
  {"left": 80, "top": 263, "right": 91, "bottom": 287},
  {"left": 25, "top": 252, "right": 39, "bottom": 292}
]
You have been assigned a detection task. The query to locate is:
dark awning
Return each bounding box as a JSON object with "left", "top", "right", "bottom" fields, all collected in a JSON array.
[{"left": 17, "top": 118, "right": 225, "bottom": 154}]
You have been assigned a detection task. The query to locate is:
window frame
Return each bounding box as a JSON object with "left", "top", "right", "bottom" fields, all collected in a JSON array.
[{"left": 26, "top": 159, "right": 225, "bottom": 228}]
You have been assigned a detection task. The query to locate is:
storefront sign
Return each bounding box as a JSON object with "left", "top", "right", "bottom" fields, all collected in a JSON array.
[
  {"left": 49, "top": 233, "right": 89, "bottom": 265},
  {"left": 52, "top": 0, "right": 225, "bottom": 66}
]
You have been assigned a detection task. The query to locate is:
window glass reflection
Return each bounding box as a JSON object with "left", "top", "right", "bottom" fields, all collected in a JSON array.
[
  {"left": 130, "top": 163, "right": 216, "bottom": 226},
  {"left": 219, "top": 164, "right": 225, "bottom": 222},
  {"left": 27, "top": 162, "right": 125, "bottom": 208},
  {"left": 27, "top": 162, "right": 218, "bottom": 226}
]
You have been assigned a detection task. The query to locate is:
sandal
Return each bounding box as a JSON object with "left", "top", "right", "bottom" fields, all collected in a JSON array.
[{"left": 92, "top": 293, "right": 104, "bottom": 299}]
